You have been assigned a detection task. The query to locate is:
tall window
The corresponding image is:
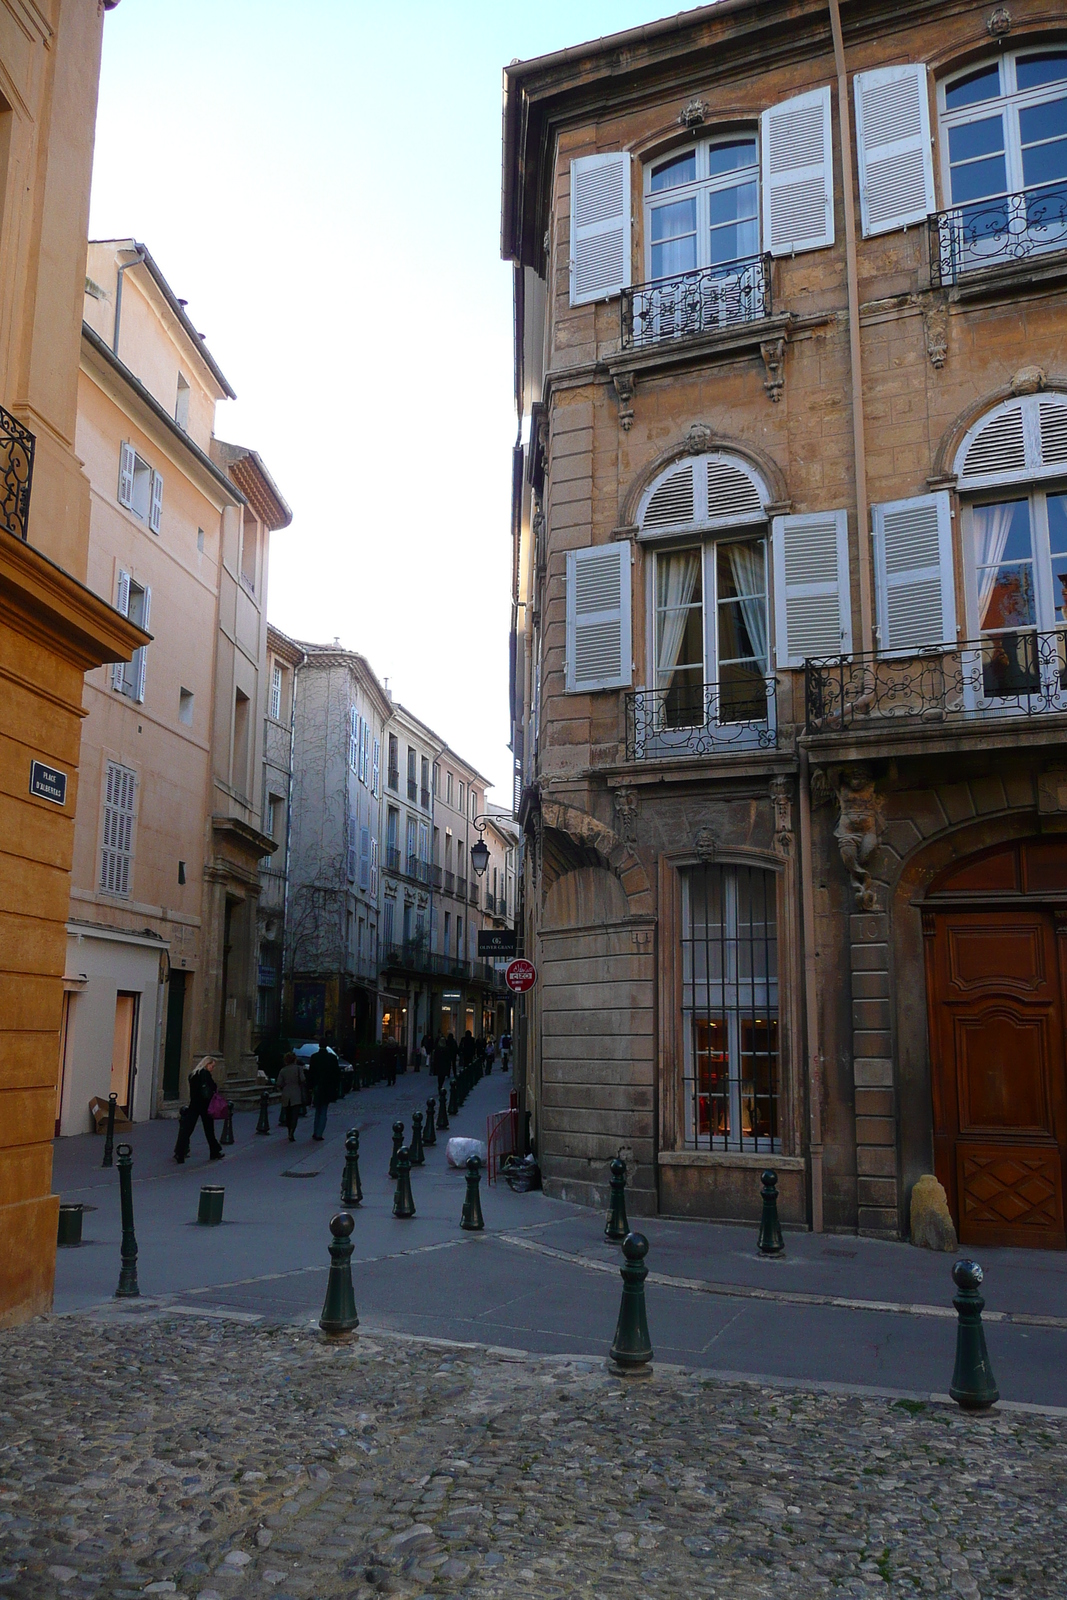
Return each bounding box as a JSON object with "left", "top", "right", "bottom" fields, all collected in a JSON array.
[
  {"left": 387, "top": 733, "right": 399, "bottom": 790},
  {"left": 939, "top": 50, "right": 1067, "bottom": 269},
  {"left": 112, "top": 572, "right": 150, "bottom": 702},
  {"left": 966, "top": 491, "right": 1067, "bottom": 694},
  {"left": 407, "top": 746, "right": 417, "bottom": 801},
  {"left": 270, "top": 662, "right": 283, "bottom": 721},
  {"left": 100, "top": 762, "right": 136, "bottom": 897},
  {"left": 646, "top": 137, "right": 759, "bottom": 280},
  {"left": 655, "top": 542, "right": 769, "bottom": 725},
  {"left": 681, "top": 864, "right": 779, "bottom": 1153}
]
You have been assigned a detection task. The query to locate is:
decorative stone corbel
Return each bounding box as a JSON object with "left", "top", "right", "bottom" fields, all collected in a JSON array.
[
  {"left": 613, "top": 370, "right": 636, "bottom": 432},
  {"left": 770, "top": 776, "right": 794, "bottom": 858},
  {"left": 760, "top": 338, "right": 786, "bottom": 403},
  {"left": 613, "top": 786, "right": 638, "bottom": 844},
  {"left": 832, "top": 765, "right": 885, "bottom": 911},
  {"left": 923, "top": 302, "right": 948, "bottom": 370},
  {"left": 694, "top": 825, "right": 718, "bottom": 863},
  {"left": 679, "top": 98, "right": 709, "bottom": 128}
]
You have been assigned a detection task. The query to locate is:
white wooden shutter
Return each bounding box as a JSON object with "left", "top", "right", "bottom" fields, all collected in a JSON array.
[
  {"left": 760, "top": 86, "right": 835, "bottom": 256},
  {"left": 360, "top": 826, "right": 371, "bottom": 891},
  {"left": 773, "top": 510, "right": 852, "bottom": 668},
  {"left": 872, "top": 491, "right": 956, "bottom": 654},
  {"left": 118, "top": 443, "right": 135, "bottom": 509},
  {"left": 854, "top": 64, "right": 934, "bottom": 238},
  {"left": 134, "top": 586, "right": 151, "bottom": 702},
  {"left": 565, "top": 543, "right": 631, "bottom": 692},
  {"left": 371, "top": 836, "right": 379, "bottom": 896},
  {"left": 372, "top": 738, "right": 380, "bottom": 796},
  {"left": 149, "top": 469, "right": 163, "bottom": 534},
  {"left": 569, "top": 152, "right": 631, "bottom": 306},
  {"left": 112, "top": 569, "right": 131, "bottom": 691}
]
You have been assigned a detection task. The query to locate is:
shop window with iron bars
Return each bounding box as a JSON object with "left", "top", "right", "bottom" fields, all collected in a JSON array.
[{"left": 681, "top": 863, "right": 779, "bottom": 1153}]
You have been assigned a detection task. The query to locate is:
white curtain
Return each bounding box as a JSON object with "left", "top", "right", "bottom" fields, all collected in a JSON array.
[
  {"left": 656, "top": 550, "right": 701, "bottom": 685},
  {"left": 724, "top": 542, "right": 768, "bottom": 666},
  {"left": 973, "top": 502, "right": 1021, "bottom": 627}
]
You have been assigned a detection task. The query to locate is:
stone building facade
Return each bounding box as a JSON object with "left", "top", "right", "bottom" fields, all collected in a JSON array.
[
  {"left": 255, "top": 624, "right": 305, "bottom": 1043},
  {"left": 504, "top": 0, "right": 1067, "bottom": 1246}
]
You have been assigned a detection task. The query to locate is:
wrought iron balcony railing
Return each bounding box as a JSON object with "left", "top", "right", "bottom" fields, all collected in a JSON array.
[
  {"left": 626, "top": 679, "right": 778, "bottom": 761},
  {"left": 621, "top": 256, "right": 771, "bottom": 350},
  {"left": 407, "top": 779, "right": 418, "bottom": 801},
  {"left": 929, "top": 184, "right": 1067, "bottom": 287},
  {"left": 421, "top": 787, "right": 431, "bottom": 810},
  {"left": 804, "top": 632, "right": 1067, "bottom": 735},
  {"left": 484, "top": 892, "right": 496, "bottom": 913},
  {"left": 444, "top": 869, "right": 455, "bottom": 894},
  {"left": 430, "top": 863, "right": 442, "bottom": 889},
  {"left": 385, "top": 845, "right": 401, "bottom": 872},
  {"left": 469, "top": 883, "right": 479, "bottom": 907},
  {"left": 456, "top": 875, "right": 467, "bottom": 899},
  {"left": 0, "top": 404, "right": 34, "bottom": 541},
  {"left": 387, "top": 767, "right": 399, "bottom": 791}
]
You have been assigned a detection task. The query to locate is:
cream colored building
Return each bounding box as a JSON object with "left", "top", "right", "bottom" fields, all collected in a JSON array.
[{"left": 59, "top": 242, "right": 290, "bottom": 1131}]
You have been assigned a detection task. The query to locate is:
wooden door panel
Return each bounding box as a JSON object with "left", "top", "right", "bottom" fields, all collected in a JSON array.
[
  {"left": 957, "top": 1142, "right": 1066, "bottom": 1250},
  {"left": 945, "top": 924, "right": 1046, "bottom": 993},
  {"left": 953, "top": 1007, "right": 1056, "bottom": 1136}
]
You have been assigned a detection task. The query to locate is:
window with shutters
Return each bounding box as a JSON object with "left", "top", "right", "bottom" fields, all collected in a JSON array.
[
  {"left": 855, "top": 63, "right": 935, "bottom": 237},
  {"left": 100, "top": 762, "right": 137, "bottom": 898},
  {"left": 936, "top": 50, "right": 1067, "bottom": 276},
  {"left": 270, "top": 662, "right": 283, "bottom": 722},
  {"left": 112, "top": 573, "right": 151, "bottom": 702},
  {"left": 565, "top": 543, "right": 632, "bottom": 694},
  {"left": 349, "top": 708, "right": 359, "bottom": 771},
  {"left": 570, "top": 152, "right": 631, "bottom": 306},
  {"left": 118, "top": 442, "right": 163, "bottom": 532}
]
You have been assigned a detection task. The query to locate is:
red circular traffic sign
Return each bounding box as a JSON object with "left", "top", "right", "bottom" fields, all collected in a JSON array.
[{"left": 505, "top": 958, "right": 537, "bottom": 994}]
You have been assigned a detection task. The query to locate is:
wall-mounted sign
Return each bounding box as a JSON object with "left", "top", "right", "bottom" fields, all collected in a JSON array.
[
  {"left": 478, "top": 928, "right": 517, "bottom": 957},
  {"left": 505, "top": 958, "right": 537, "bottom": 994},
  {"left": 441, "top": 990, "right": 462, "bottom": 1003},
  {"left": 257, "top": 965, "right": 276, "bottom": 987},
  {"left": 30, "top": 759, "right": 67, "bottom": 806}
]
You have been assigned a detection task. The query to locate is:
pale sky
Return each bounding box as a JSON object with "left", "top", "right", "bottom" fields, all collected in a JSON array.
[{"left": 88, "top": 1, "right": 684, "bottom": 801}]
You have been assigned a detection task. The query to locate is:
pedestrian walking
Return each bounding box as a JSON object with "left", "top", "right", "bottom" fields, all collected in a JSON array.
[
  {"left": 485, "top": 1035, "right": 496, "bottom": 1068},
  {"left": 173, "top": 1057, "right": 225, "bottom": 1163},
  {"left": 306, "top": 1040, "right": 341, "bottom": 1140},
  {"left": 500, "top": 1030, "right": 512, "bottom": 1071},
  {"left": 420, "top": 1030, "right": 434, "bottom": 1072},
  {"left": 459, "top": 1030, "right": 475, "bottom": 1073},
  {"left": 432, "top": 1032, "right": 450, "bottom": 1093},
  {"left": 275, "top": 1051, "right": 305, "bottom": 1142},
  {"left": 446, "top": 1031, "right": 458, "bottom": 1077}
]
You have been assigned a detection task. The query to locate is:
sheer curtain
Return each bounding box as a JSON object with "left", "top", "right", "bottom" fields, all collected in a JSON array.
[
  {"left": 724, "top": 542, "right": 768, "bottom": 666},
  {"left": 656, "top": 550, "right": 701, "bottom": 685},
  {"left": 973, "top": 502, "right": 1018, "bottom": 626}
]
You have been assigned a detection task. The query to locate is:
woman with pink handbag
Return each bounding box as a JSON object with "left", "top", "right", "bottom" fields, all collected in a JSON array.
[{"left": 173, "top": 1056, "right": 226, "bottom": 1164}]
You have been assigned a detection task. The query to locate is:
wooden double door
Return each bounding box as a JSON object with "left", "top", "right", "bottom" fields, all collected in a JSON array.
[{"left": 925, "top": 840, "right": 1067, "bottom": 1250}]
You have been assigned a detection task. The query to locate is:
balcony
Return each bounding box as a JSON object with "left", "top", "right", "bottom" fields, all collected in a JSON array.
[
  {"left": 421, "top": 786, "right": 431, "bottom": 810},
  {"left": 485, "top": 891, "right": 496, "bottom": 914},
  {"left": 385, "top": 845, "right": 401, "bottom": 873},
  {"left": 387, "top": 767, "right": 399, "bottom": 791},
  {"left": 444, "top": 869, "right": 455, "bottom": 894},
  {"left": 626, "top": 679, "right": 778, "bottom": 761},
  {"left": 469, "top": 883, "right": 479, "bottom": 907},
  {"left": 621, "top": 257, "right": 771, "bottom": 350},
  {"left": 929, "top": 185, "right": 1067, "bottom": 288},
  {"left": 0, "top": 404, "right": 35, "bottom": 541},
  {"left": 456, "top": 875, "right": 467, "bottom": 899},
  {"left": 430, "top": 863, "right": 442, "bottom": 889},
  {"left": 407, "top": 778, "right": 418, "bottom": 801},
  {"left": 804, "top": 633, "right": 1067, "bottom": 736}
]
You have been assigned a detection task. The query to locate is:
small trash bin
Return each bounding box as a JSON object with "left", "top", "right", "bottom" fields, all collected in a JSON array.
[
  {"left": 57, "top": 1203, "right": 84, "bottom": 1247},
  {"left": 197, "top": 1185, "right": 225, "bottom": 1226}
]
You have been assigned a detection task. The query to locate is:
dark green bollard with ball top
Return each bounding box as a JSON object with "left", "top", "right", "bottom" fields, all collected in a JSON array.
[
  {"left": 410, "top": 1110, "right": 425, "bottom": 1166},
  {"left": 461, "top": 1156, "right": 485, "bottom": 1231},
  {"left": 102, "top": 1091, "right": 117, "bottom": 1168},
  {"left": 610, "top": 1232, "right": 653, "bottom": 1369},
  {"left": 437, "top": 1086, "right": 450, "bottom": 1131},
  {"left": 319, "top": 1212, "right": 359, "bottom": 1337},
  {"left": 392, "top": 1146, "right": 416, "bottom": 1218},
  {"left": 448, "top": 1076, "right": 459, "bottom": 1118},
  {"left": 341, "top": 1128, "right": 363, "bottom": 1206},
  {"left": 949, "top": 1258, "right": 1000, "bottom": 1411},
  {"left": 423, "top": 1097, "right": 437, "bottom": 1146},
  {"left": 114, "top": 1143, "right": 139, "bottom": 1298},
  {"left": 255, "top": 1091, "right": 271, "bottom": 1135},
  {"left": 757, "top": 1168, "right": 785, "bottom": 1256},
  {"left": 605, "top": 1155, "right": 630, "bottom": 1242},
  {"left": 388, "top": 1119, "right": 404, "bottom": 1179}
]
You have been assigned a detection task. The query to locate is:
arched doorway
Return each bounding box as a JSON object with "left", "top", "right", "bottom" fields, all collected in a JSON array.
[{"left": 923, "top": 837, "right": 1067, "bottom": 1249}]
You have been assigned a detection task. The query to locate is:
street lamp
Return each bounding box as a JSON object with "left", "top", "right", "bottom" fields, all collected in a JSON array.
[{"left": 470, "top": 814, "right": 492, "bottom": 878}]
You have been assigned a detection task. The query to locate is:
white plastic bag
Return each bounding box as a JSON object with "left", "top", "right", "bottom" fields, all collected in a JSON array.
[{"left": 446, "top": 1136, "right": 487, "bottom": 1169}]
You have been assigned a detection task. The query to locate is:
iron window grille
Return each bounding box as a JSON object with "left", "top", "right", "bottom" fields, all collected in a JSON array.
[
  {"left": 0, "top": 404, "right": 35, "bottom": 542},
  {"left": 627, "top": 680, "right": 778, "bottom": 760}
]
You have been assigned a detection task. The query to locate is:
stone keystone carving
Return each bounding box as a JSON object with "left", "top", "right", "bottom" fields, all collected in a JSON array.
[
  {"left": 612, "top": 371, "right": 636, "bottom": 432},
  {"left": 760, "top": 338, "right": 786, "bottom": 402},
  {"left": 694, "top": 825, "right": 717, "bottom": 862},
  {"left": 684, "top": 422, "right": 713, "bottom": 455},
  {"left": 923, "top": 302, "right": 948, "bottom": 370},
  {"left": 833, "top": 766, "right": 885, "bottom": 911},
  {"left": 679, "top": 98, "right": 709, "bottom": 128},
  {"left": 987, "top": 6, "right": 1011, "bottom": 36}
]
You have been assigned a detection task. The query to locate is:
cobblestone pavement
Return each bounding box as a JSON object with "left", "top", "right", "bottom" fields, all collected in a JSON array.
[{"left": 2, "top": 1311, "right": 1065, "bottom": 1600}]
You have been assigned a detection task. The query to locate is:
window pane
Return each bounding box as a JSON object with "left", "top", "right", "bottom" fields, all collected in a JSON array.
[
  {"left": 707, "top": 138, "right": 758, "bottom": 177},
  {"left": 651, "top": 197, "right": 697, "bottom": 277},
  {"left": 1019, "top": 97, "right": 1067, "bottom": 189},
  {"left": 651, "top": 151, "right": 696, "bottom": 191},
  {"left": 1016, "top": 53, "right": 1067, "bottom": 92},
  {"left": 1022, "top": 134, "right": 1067, "bottom": 189},
  {"left": 708, "top": 180, "right": 758, "bottom": 227},
  {"left": 948, "top": 117, "right": 1006, "bottom": 163},
  {"left": 978, "top": 561, "right": 1035, "bottom": 631},
  {"left": 945, "top": 63, "right": 1002, "bottom": 110},
  {"left": 1049, "top": 494, "right": 1067, "bottom": 624},
  {"left": 950, "top": 153, "right": 1008, "bottom": 204}
]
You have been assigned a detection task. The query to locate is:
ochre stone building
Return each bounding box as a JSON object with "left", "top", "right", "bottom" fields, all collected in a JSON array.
[{"left": 504, "top": 0, "right": 1067, "bottom": 1247}]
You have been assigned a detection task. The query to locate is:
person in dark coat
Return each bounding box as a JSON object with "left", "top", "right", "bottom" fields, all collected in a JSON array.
[
  {"left": 458, "top": 1030, "right": 475, "bottom": 1072},
  {"left": 306, "top": 1041, "right": 340, "bottom": 1140},
  {"left": 174, "top": 1056, "right": 224, "bottom": 1163},
  {"left": 446, "top": 1032, "right": 458, "bottom": 1077},
  {"left": 432, "top": 1033, "right": 450, "bottom": 1092}
]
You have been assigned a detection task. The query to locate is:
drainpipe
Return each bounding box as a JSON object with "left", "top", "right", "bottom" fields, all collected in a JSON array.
[
  {"left": 799, "top": 748, "right": 824, "bottom": 1233},
  {"left": 113, "top": 246, "right": 146, "bottom": 359},
  {"left": 828, "top": 0, "right": 874, "bottom": 656}
]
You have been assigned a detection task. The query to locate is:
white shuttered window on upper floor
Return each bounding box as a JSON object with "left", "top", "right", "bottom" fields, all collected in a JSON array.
[
  {"left": 772, "top": 510, "right": 852, "bottom": 667},
  {"left": 100, "top": 761, "right": 136, "bottom": 897},
  {"left": 854, "top": 63, "right": 935, "bottom": 237},
  {"left": 570, "top": 152, "right": 631, "bottom": 305},
  {"left": 872, "top": 491, "right": 956, "bottom": 654},
  {"left": 760, "top": 86, "right": 835, "bottom": 256},
  {"left": 565, "top": 543, "right": 632, "bottom": 692}
]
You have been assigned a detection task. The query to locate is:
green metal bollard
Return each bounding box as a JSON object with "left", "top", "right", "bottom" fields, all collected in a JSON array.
[
  {"left": 757, "top": 1168, "right": 785, "bottom": 1256},
  {"left": 392, "top": 1146, "right": 416, "bottom": 1219},
  {"left": 949, "top": 1259, "right": 1000, "bottom": 1411},
  {"left": 461, "top": 1156, "right": 485, "bottom": 1231},
  {"left": 197, "top": 1185, "right": 225, "bottom": 1226},
  {"left": 604, "top": 1155, "right": 630, "bottom": 1242},
  {"left": 220, "top": 1104, "right": 235, "bottom": 1146},
  {"left": 319, "top": 1212, "right": 359, "bottom": 1337},
  {"left": 255, "top": 1091, "right": 271, "bottom": 1135},
  {"left": 102, "top": 1091, "right": 117, "bottom": 1168},
  {"left": 437, "top": 1086, "right": 450, "bottom": 1131},
  {"left": 609, "top": 1232, "right": 653, "bottom": 1369},
  {"left": 423, "top": 1096, "right": 437, "bottom": 1146},
  {"left": 410, "top": 1110, "right": 425, "bottom": 1166},
  {"left": 341, "top": 1128, "right": 363, "bottom": 1206},
  {"left": 114, "top": 1143, "right": 139, "bottom": 1298},
  {"left": 388, "top": 1119, "right": 405, "bottom": 1179}
]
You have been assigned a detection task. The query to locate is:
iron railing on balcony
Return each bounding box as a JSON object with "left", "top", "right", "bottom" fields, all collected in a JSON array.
[
  {"left": 0, "top": 405, "right": 34, "bottom": 541},
  {"left": 469, "top": 883, "right": 479, "bottom": 907},
  {"left": 456, "top": 875, "right": 467, "bottom": 899},
  {"left": 387, "top": 766, "right": 399, "bottom": 791},
  {"left": 621, "top": 256, "right": 771, "bottom": 350},
  {"left": 626, "top": 679, "right": 778, "bottom": 760},
  {"left": 929, "top": 185, "right": 1067, "bottom": 287},
  {"left": 485, "top": 891, "right": 496, "bottom": 914},
  {"left": 804, "top": 632, "right": 1067, "bottom": 734},
  {"left": 407, "top": 778, "right": 418, "bottom": 801},
  {"left": 444, "top": 869, "right": 455, "bottom": 894},
  {"left": 430, "top": 864, "right": 442, "bottom": 889},
  {"left": 385, "top": 845, "right": 401, "bottom": 873},
  {"left": 421, "top": 786, "right": 431, "bottom": 810}
]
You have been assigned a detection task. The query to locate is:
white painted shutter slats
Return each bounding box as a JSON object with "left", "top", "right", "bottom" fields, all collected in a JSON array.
[
  {"left": 642, "top": 462, "right": 695, "bottom": 530},
  {"left": 100, "top": 761, "right": 136, "bottom": 896},
  {"left": 112, "top": 569, "right": 131, "bottom": 691},
  {"left": 565, "top": 543, "right": 631, "bottom": 693},
  {"left": 961, "top": 406, "right": 1027, "bottom": 479},
  {"left": 569, "top": 153, "right": 631, "bottom": 306},
  {"left": 118, "top": 443, "right": 135, "bottom": 509},
  {"left": 149, "top": 469, "right": 163, "bottom": 534},
  {"left": 706, "top": 458, "right": 764, "bottom": 524},
  {"left": 854, "top": 64, "right": 935, "bottom": 237},
  {"left": 872, "top": 492, "right": 955, "bottom": 654},
  {"left": 760, "top": 87, "right": 835, "bottom": 257},
  {"left": 773, "top": 510, "right": 852, "bottom": 668},
  {"left": 134, "top": 586, "right": 151, "bottom": 702}
]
